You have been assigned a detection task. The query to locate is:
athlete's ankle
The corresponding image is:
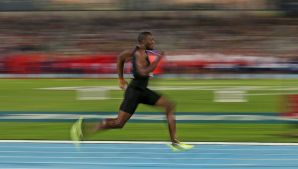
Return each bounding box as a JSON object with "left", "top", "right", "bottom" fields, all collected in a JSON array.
[{"left": 172, "top": 139, "right": 180, "bottom": 144}]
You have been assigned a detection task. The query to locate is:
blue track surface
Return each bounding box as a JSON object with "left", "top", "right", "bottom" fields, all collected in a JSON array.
[{"left": 0, "top": 142, "right": 298, "bottom": 169}]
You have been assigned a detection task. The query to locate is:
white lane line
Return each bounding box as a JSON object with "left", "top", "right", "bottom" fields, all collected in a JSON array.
[
  {"left": 157, "top": 82, "right": 279, "bottom": 85},
  {"left": 1, "top": 140, "right": 298, "bottom": 146},
  {"left": 2, "top": 114, "right": 298, "bottom": 122},
  {"left": 39, "top": 85, "right": 298, "bottom": 91},
  {"left": 247, "top": 92, "right": 298, "bottom": 96},
  {"left": 1, "top": 151, "right": 298, "bottom": 156},
  {"left": 3, "top": 114, "right": 297, "bottom": 122},
  {"left": 0, "top": 156, "right": 297, "bottom": 161},
  {"left": 0, "top": 146, "right": 298, "bottom": 151}
]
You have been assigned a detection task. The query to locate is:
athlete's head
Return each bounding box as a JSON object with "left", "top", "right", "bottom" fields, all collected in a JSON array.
[{"left": 137, "top": 31, "right": 155, "bottom": 50}]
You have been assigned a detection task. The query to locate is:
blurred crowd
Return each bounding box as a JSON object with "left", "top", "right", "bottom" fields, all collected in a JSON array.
[
  {"left": 0, "top": 11, "right": 297, "bottom": 57},
  {"left": 0, "top": 0, "right": 279, "bottom": 11},
  {"left": 0, "top": 1, "right": 297, "bottom": 74}
]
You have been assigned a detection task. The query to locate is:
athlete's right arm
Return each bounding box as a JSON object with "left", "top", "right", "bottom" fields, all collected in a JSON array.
[{"left": 117, "top": 50, "right": 131, "bottom": 90}]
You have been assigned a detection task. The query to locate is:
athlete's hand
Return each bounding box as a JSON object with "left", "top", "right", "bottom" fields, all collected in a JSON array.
[
  {"left": 158, "top": 51, "right": 165, "bottom": 60},
  {"left": 154, "top": 51, "right": 165, "bottom": 62},
  {"left": 119, "top": 78, "right": 128, "bottom": 90}
]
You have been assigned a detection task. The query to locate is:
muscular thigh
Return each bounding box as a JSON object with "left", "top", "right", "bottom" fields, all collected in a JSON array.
[
  {"left": 120, "top": 86, "right": 142, "bottom": 115},
  {"left": 140, "top": 88, "right": 161, "bottom": 106}
]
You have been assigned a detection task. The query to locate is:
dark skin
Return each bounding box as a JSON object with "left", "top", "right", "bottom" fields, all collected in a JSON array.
[{"left": 89, "top": 34, "right": 178, "bottom": 144}]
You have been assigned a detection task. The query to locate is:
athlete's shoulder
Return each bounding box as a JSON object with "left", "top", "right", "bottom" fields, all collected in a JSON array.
[
  {"left": 119, "top": 49, "right": 130, "bottom": 55},
  {"left": 118, "top": 49, "right": 131, "bottom": 58},
  {"left": 122, "top": 47, "right": 139, "bottom": 55}
]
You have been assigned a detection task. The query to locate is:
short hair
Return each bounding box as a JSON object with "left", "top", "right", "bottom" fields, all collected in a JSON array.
[{"left": 137, "top": 31, "right": 152, "bottom": 43}]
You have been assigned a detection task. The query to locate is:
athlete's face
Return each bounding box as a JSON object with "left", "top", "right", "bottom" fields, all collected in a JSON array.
[{"left": 144, "top": 35, "right": 155, "bottom": 50}]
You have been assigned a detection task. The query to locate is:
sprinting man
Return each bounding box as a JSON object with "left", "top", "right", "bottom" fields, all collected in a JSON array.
[{"left": 71, "top": 31, "right": 193, "bottom": 151}]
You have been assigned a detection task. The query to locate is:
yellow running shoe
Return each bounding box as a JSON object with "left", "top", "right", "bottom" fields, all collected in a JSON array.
[
  {"left": 70, "top": 117, "right": 84, "bottom": 148},
  {"left": 167, "top": 141, "right": 194, "bottom": 152},
  {"left": 178, "top": 142, "right": 194, "bottom": 150}
]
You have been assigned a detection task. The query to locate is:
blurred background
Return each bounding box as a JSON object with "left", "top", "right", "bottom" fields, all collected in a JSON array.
[
  {"left": 0, "top": 0, "right": 297, "bottom": 142},
  {"left": 0, "top": 0, "right": 297, "bottom": 76}
]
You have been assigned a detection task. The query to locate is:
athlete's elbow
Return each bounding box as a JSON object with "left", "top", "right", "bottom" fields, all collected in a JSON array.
[
  {"left": 117, "top": 56, "right": 125, "bottom": 64},
  {"left": 117, "top": 51, "right": 129, "bottom": 63}
]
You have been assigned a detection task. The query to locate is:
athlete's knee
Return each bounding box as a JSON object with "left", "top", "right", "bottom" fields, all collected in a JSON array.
[
  {"left": 114, "top": 119, "right": 126, "bottom": 129},
  {"left": 165, "top": 101, "right": 176, "bottom": 112}
]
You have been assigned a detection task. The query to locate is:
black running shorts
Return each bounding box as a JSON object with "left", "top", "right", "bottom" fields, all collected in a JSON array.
[{"left": 120, "top": 85, "right": 161, "bottom": 114}]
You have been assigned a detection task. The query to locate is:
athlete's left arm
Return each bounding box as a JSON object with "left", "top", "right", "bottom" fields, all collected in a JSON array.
[{"left": 117, "top": 50, "right": 132, "bottom": 90}]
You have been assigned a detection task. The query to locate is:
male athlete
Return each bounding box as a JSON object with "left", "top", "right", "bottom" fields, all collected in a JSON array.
[{"left": 71, "top": 31, "right": 193, "bottom": 151}]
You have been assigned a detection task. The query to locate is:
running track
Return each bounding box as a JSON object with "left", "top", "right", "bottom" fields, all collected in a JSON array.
[{"left": 0, "top": 141, "right": 297, "bottom": 169}]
